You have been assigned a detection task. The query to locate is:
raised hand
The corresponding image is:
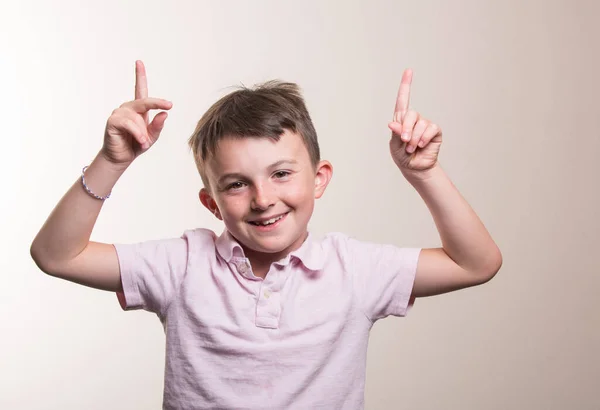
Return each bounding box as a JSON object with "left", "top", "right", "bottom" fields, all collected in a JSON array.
[
  {"left": 101, "top": 61, "right": 173, "bottom": 167},
  {"left": 388, "top": 69, "right": 442, "bottom": 176}
]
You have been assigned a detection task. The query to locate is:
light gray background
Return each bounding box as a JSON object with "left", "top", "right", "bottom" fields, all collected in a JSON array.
[{"left": 2, "top": 1, "right": 598, "bottom": 409}]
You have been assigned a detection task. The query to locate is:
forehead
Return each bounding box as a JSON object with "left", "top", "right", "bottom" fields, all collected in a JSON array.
[{"left": 206, "top": 130, "right": 311, "bottom": 176}]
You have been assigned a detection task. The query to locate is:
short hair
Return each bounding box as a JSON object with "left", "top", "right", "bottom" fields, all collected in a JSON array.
[{"left": 187, "top": 80, "right": 320, "bottom": 188}]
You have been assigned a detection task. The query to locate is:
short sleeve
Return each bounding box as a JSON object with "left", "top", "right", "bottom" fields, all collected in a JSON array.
[
  {"left": 348, "top": 237, "right": 421, "bottom": 322},
  {"left": 114, "top": 236, "right": 189, "bottom": 316}
]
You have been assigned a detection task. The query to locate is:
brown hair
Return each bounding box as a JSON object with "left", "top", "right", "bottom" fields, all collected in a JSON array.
[{"left": 188, "top": 80, "right": 320, "bottom": 188}]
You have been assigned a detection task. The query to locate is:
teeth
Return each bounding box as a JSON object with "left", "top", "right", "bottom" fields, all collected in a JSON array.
[{"left": 254, "top": 214, "right": 284, "bottom": 226}]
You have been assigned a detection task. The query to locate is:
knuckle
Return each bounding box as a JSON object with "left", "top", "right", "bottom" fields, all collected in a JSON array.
[
  {"left": 113, "top": 106, "right": 133, "bottom": 117},
  {"left": 115, "top": 117, "right": 130, "bottom": 130},
  {"left": 122, "top": 107, "right": 137, "bottom": 119},
  {"left": 108, "top": 114, "right": 123, "bottom": 127}
]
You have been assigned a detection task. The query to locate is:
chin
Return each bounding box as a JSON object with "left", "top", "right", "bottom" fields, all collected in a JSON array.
[
  {"left": 233, "top": 230, "right": 302, "bottom": 257},
  {"left": 246, "top": 237, "right": 293, "bottom": 254}
]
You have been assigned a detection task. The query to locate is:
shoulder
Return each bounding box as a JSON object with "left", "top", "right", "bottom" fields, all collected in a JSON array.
[
  {"left": 115, "top": 228, "right": 219, "bottom": 258},
  {"left": 315, "top": 231, "right": 374, "bottom": 252},
  {"left": 310, "top": 232, "right": 366, "bottom": 263},
  {"left": 315, "top": 231, "right": 420, "bottom": 264},
  {"left": 181, "top": 228, "right": 219, "bottom": 245},
  {"left": 311, "top": 232, "right": 351, "bottom": 252},
  {"left": 178, "top": 228, "right": 223, "bottom": 257}
]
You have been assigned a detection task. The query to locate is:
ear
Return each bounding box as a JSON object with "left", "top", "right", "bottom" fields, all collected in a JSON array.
[
  {"left": 314, "top": 160, "right": 333, "bottom": 199},
  {"left": 199, "top": 188, "right": 222, "bottom": 220}
]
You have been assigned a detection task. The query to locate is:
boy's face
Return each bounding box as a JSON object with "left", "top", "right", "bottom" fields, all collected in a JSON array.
[{"left": 200, "top": 130, "right": 332, "bottom": 260}]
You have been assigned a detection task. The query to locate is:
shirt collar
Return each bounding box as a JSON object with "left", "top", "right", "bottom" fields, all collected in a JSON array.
[
  {"left": 215, "top": 230, "right": 245, "bottom": 263},
  {"left": 215, "top": 230, "right": 325, "bottom": 271}
]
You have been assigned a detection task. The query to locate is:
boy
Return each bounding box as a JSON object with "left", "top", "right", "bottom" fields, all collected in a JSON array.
[{"left": 30, "top": 61, "right": 502, "bottom": 409}]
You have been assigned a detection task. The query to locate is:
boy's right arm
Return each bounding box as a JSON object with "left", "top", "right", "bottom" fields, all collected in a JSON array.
[
  {"left": 30, "top": 154, "right": 127, "bottom": 291},
  {"left": 30, "top": 61, "right": 172, "bottom": 292}
]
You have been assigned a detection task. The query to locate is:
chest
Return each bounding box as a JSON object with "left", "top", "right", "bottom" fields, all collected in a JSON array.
[{"left": 172, "top": 262, "right": 360, "bottom": 351}]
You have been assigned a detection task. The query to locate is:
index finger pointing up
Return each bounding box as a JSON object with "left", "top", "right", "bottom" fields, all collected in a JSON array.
[
  {"left": 394, "top": 69, "right": 413, "bottom": 123},
  {"left": 135, "top": 60, "right": 148, "bottom": 100}
]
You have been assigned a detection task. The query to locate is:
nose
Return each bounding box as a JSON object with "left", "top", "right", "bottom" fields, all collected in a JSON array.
[{"left": 251, "top": 183, "right": 275, "bottom": 211}]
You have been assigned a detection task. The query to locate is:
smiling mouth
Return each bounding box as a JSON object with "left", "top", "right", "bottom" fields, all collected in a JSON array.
[{"left": 247, "top": 212, "right": 289, "bottom": 226}]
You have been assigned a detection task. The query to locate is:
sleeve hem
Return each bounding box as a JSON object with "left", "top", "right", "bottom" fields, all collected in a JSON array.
[
  {"left": 113, "top": 244, "right": 143, "bottom": 310},
  {"left": 394, "top": 247, "right": 421, "bottom": 316}
]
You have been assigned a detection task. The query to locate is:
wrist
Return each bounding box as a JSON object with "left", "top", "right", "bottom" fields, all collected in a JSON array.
[
  {"left": 402, "top": 163, "right": 443, "bottom": 185},
  {"left": 95, "top": 150, "right": 132, "bottom": 175},
  {"left": 79, "top": 152, "right": 128, "bottom": 199}
]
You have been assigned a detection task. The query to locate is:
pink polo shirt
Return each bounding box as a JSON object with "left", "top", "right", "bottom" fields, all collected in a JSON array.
[{"left": 115, "top": 228, "right": 420, "bottom": 409}]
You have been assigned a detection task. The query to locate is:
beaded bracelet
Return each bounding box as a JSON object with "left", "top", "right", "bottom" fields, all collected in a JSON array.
[{"left": 81, "top": 166, "right": 111, "bottom": 200}]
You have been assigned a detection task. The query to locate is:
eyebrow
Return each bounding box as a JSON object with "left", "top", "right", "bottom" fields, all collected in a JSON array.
[
  {"left": 268, "top": 159, "right": 298, "bottom": 169},
  {"left": 217, "top": 159, "right": 298, "bottom": 186}
]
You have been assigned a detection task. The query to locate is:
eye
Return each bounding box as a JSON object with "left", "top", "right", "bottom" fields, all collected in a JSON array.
[
  {"left": 273, "top": 170, "right": 291, "bottom": 179},
  {"left": 226, "top": 181, "right": 246, "bottom": 191}
]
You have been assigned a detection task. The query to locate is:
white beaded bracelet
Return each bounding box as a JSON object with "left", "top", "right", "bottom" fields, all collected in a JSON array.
[{"left": 81, "top": 166, "right": 111, "bottom": 200}]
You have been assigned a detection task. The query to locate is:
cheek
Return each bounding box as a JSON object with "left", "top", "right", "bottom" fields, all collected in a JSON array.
[
  {"left": 218, "top": 195, "right": 249, "bottom": 217},
  {"left": 283, "top": 178, "right": 315, "bottom": 206}
]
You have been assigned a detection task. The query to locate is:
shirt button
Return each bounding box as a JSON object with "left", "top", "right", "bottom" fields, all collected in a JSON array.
[
  {"left": 263, "top": 290, "right": 271, "bottom": 299},
  {"left": 238, "top": 262, "right": 249, "bottom": 274}
]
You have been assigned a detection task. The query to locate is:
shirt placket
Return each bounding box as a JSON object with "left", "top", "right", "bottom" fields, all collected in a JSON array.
[
  {"left": 255, "top": 264, "right": 283, "bottom": 329},
  {"left": 231, "top": 257, "right": 284, "bottom": 329}
]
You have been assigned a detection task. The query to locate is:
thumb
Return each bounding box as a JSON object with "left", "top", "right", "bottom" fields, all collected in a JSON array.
[
  {"left": 388, "top": 121, "right": 403, "bottom": 136},
  {"left": 148, "top": 111, "right": 168, "bottom": 142}
]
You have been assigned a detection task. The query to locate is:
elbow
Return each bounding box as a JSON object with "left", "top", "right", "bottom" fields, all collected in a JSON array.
[
  {"left": 30, "top": 238, "right": 43, "bottom": 268},
  {"left": 490, "top": 246, "right": 503, "bottom": 276},
  {"left": 30, "top": 240, "right": 60, "bottom": 277},
  {"left": 478, "top": 247, "right": 503, "bottom": 284},
  {"left": 30, "top": 241, "right": 50, "bottom": 274}
]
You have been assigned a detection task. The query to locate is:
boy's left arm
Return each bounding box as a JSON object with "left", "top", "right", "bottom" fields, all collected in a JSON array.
[{"left": 388, "top": 69, "right": 502, "bottom": 298}]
